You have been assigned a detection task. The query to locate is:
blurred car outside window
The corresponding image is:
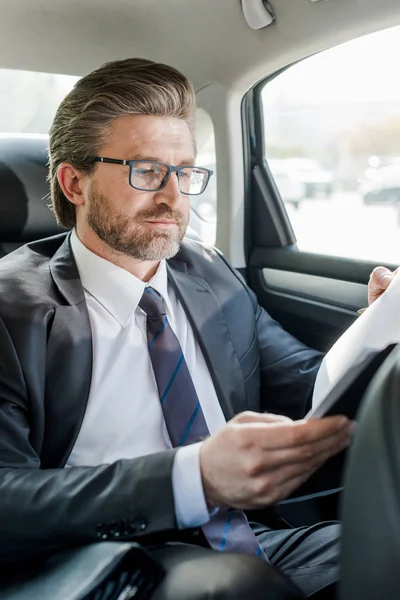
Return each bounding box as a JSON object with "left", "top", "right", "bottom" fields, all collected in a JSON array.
[{"left": 262, "top": 25, "right": 400, "bottom": 264}]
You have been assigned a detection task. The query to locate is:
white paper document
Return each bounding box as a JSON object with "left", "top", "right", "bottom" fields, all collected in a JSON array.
[{"left": 307, "top": 271, "right": 400, "bottom": 419}]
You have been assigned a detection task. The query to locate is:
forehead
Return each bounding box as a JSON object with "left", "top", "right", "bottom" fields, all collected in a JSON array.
[{"left": 102, "top": 114, "right": 195, "bottom": 158}]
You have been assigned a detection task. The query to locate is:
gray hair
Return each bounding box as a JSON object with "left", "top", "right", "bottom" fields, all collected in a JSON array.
[{"left": 48, "top": 58, "right": 196, "bottom": 228}]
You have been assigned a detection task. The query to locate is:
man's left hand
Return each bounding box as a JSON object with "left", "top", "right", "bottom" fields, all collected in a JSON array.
[{"left": 368, "top": 266, "right": 399, "bottom": 305}]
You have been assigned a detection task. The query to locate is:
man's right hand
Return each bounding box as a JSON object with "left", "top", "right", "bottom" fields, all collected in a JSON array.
[{"left": 199, "top": 411, "right": 354, "bottom": 510}]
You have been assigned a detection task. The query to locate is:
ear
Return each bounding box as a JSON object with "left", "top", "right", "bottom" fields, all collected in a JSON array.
[{"left": 57, "top": 163, "right": 86, "bottom": 206}]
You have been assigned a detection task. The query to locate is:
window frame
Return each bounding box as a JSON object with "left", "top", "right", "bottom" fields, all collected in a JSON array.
[{"left": 244, "top": 55, "right": 400, "bottom": 281}]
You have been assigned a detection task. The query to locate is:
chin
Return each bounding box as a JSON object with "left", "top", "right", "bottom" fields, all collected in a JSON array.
[
  {"left": 145, "top": 240, "right": 181, "bottom": 261},
  {"left": 126, "top": 233, "right": 182, "bottom": 261}
]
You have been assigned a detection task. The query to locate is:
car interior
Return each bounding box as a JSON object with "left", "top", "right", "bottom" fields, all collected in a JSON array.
[{"left": 1, "top": 0, "right": 400, "bottom": 597}]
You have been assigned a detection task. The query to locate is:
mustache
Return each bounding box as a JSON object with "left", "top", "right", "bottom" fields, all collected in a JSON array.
[{"left": 137, "top": 206, "right": 185, "bottom": 224}]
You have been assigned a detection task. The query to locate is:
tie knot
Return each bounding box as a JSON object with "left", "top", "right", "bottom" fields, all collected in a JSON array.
[{"left": 139, "top": 287, "right": 166, "bottom": 317}]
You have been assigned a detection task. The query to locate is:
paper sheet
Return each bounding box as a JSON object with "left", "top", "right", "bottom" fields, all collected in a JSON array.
[{"left": 308, "top": 271, "right": 400, "bottom": 418}]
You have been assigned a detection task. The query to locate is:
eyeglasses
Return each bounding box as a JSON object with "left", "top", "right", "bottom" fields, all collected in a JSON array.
[{"left": 93, "top": 157, "right": 213, "bottom": 196}]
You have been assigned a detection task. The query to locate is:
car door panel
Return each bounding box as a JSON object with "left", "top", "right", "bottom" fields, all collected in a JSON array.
[
  {"left": 244, "top": 83, "right": 398, "bottom": 354},
  {"left": 249, "top": 266, "right": 366, "bottom": 352}
]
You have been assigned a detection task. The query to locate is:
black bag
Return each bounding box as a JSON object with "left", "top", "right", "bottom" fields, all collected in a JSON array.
[{"left": 0, "top": 542, "right": 164, "bottom": 600}]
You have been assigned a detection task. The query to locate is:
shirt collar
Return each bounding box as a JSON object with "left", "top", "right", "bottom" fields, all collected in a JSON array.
[{"left": 70, "top": 229, "right": 172, "bottom": 327}]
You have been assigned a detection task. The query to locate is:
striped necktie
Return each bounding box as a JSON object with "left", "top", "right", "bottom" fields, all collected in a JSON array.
[{"left": 139, "top": 287, "right": 267, "bottom": 559}]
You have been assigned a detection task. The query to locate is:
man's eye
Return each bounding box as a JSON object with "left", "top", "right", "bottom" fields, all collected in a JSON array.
[
  {"left": 136, "top": 169, "right": 154, "bottom": 176},
  {"left": 180, "top": 169, "right": 191, "bottom": 179}
]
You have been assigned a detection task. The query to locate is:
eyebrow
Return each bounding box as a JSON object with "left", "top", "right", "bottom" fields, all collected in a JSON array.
[{"left": 130, "top": 154, "right": 197, "bottom": 166}]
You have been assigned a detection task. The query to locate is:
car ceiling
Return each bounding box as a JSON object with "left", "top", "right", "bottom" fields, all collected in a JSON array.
[{"left": 0, "top": 0, "right": 400, "bottom": 92}]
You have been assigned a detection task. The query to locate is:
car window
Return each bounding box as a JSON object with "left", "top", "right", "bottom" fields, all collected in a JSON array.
[
  {"left": 262, "top": 25, "right": 400, "bottom": 264},
  {"left": 189, "top": 108, "right": 217, "bottom": 245},
  {"left": 0, "top": 67, "right": 79, "bottom": 134}
]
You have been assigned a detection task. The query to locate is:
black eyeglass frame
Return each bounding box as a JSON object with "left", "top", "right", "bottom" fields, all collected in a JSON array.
[{"left": 93, "top": 157, "right": 214, "bottom": 196}]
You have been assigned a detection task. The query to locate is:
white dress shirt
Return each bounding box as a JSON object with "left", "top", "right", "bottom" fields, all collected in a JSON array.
[{"left": 67, "top": 230, "right": 226, "bottom": 528}]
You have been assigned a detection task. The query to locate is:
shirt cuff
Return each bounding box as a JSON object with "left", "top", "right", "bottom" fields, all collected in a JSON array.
[{"left": 172, "top": 442, "right": 212, "bottom": 529}]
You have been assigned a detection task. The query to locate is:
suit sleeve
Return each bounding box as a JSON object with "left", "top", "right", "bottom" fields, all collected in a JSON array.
[
  {"left": 0, "top": 316, "right": 178, "bottom": 563},
  {"left": 253, "top": 293, "right": 323, "bottom": 419},
  {"left": 172, "top": 443, "right": 211, "bottom": 528},
  {"left": 213, "top": 250, "right": 323, "bottom": 420}
]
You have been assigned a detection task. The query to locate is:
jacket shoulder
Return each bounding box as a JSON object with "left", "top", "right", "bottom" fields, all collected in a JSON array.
[
  {"left": 177, "top": 238, "right": 227, "bottom": 270},
  {"left": 0, "top": 233, "right": 68, "bottom": 306},
  {"left": 178, "top": 239, "right": 248, "bottom": 288}
]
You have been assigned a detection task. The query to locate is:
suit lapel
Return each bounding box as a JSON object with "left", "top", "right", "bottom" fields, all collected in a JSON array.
[
  {"left": 167, "top": 260, "right": 246, "bottom": 421},
  {"left": 49, "top": 233, "right": 86, "bottom": 305},
  {"left": 41, "top": 234, "right": 92, "bottom": 468}
]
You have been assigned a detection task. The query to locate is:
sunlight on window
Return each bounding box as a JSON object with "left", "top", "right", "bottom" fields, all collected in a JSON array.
[
  {"left": 0, "top": 68, "right": 79, "bottom": 134},
  {"left": 263, "top": 25, "right": 400, "bottom": 265}
]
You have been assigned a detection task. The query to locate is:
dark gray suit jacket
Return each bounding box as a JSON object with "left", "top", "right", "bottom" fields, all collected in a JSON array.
[{"left": 0, "top": 233, "right": 322, "bottom": 561}]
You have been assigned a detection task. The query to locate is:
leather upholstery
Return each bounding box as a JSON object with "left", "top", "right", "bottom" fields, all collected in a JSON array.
[
  {"left": 0, "top": 542, "right": 163, "bottom": 600},
  {"left": 0, "top": 135, "right": 66, "bottom": 253},
  {"left": 339, "top": 344, "right": 400, "bottom": 600}
]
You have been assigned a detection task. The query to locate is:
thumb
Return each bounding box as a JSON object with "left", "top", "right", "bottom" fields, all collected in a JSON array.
[
  {"left": 372, "top": 266, "right": 393, "bottom": 287},
  {"left": 232, "top": 411, "right": 293, "bottom": 425}
]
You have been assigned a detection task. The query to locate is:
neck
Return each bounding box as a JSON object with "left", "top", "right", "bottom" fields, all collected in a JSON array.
[{"left": 75, "top": 227, "right": 160, "bottom": 282}]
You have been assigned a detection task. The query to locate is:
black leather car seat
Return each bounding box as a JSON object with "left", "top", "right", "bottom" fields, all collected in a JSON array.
[
  {"left": 0, "top": 134, "right": 66, "bottom": 257},
  {"left": 339, "top": 343, "right": 400, "bottom": 600}
]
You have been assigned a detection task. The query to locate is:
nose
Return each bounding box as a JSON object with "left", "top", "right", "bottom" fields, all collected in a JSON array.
[{"left": 154, "top": 171, "right": 182, "bottom": 207}]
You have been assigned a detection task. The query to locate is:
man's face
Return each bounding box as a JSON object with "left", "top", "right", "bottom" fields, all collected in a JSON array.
[{"left": 80, "top": 114, "right": 194, "bottom": 261}]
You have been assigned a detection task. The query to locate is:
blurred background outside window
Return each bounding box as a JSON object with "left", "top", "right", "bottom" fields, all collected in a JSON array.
[
  {"left": 262, "top": 25, "right": 400, "bottom": 264},
  {"left": 0, "top": 68, "right": 79, "bottom": 134}
]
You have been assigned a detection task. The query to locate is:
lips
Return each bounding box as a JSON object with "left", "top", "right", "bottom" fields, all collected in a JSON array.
[
  {"left": 145, "top": 220, "right": 178, "bottom": 225},
  {"left": 139, "top": 208, "right": 183, "bottom": 226}
]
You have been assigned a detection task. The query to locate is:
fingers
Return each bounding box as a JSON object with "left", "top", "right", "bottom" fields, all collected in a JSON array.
[
  {"left": 233, "top": 411, "right": 293, "bottom": 425},
  {"left": 201, "top": 413, "right": 355, "bottom": 510},
  {"left": 368, "top": 266, "right": 396, "bottom": 304},
  {"left": 256, "top": 415, "right": 352, "bottom": 450},
  {"left": 259, "top": 424, "right": 352, "bottom": 469},
  {"left": 265, "top": 472, "right": 312, "bottom": 505},
  {"left": 248, "top": 438, "right": 350, "bottom": 506},
  {"left": 264, "top": 456, "right": 334, "bottom": 504},
  {"left": 370, "top": 266, "right": 394, "bottom": 287}
]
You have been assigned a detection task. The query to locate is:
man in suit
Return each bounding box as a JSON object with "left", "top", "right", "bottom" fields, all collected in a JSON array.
[{"left": 0, "top": 58, "right": 357, "bottom": 599}]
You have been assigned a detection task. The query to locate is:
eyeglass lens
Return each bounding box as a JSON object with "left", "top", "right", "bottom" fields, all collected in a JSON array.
[{"left": 130, "top": 162, "right": 208, "bottom": 194}]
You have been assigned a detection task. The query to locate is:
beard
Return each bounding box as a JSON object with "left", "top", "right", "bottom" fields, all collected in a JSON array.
[{"left": 86, "top": 188, "right": 188, "bottom": 261}]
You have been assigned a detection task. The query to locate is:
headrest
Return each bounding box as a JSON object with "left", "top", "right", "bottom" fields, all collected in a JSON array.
[{"left": 0, "top": 134, "right": 66, "bottom": 242}]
